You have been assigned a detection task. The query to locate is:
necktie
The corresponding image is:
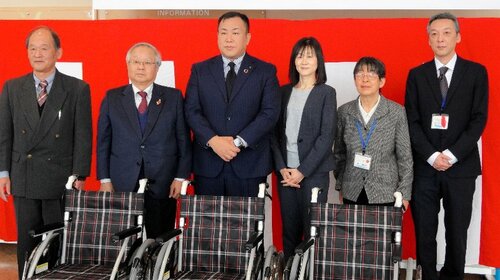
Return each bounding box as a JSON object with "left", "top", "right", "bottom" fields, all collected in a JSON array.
[
  {"left": 225, "top": 62, "right": 236, "bottom": 101},
  {"left": 37, "top": 80, "right": 48, "bottom": 107},
  {"left": 138, "top": 91, "right": 148, "bottom": 114},
  {"left": 439, "top": 66, "right": 449, "bottom": 99}
]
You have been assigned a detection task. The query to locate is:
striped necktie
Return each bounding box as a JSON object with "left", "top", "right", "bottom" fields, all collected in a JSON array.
[{"left": 37, "top": 80, "right": 48, "bottom": 107}]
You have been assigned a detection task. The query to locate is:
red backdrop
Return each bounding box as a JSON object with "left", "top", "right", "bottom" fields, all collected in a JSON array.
[{"left": 0, "top": 18, "right": 499, "bottom": 267}]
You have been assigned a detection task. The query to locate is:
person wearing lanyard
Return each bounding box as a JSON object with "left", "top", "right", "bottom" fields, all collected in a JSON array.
[
  {"left": 334, "top": 56, "right": 413, "bottom": 209},
  {"left": 405, "top": 12, "right": 488, "bottom": 280}
]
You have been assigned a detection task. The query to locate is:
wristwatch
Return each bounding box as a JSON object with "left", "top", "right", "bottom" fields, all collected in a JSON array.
[{"left": 233, "top": 137, "right": 244, "bottom": 148}]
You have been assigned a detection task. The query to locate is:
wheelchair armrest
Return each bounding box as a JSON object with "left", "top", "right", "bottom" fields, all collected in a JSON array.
[
  {"left": 245, "top": 232, "right": 263, "bottom": 250},
  {"left": 295, "top": 238, "right": 314, "bottom": 255},
  {"left": 112, "top": 226, "right": 142, "bottom": 242},
  {"left": 155, "top": 229, "right": 182, "bottom": 243},
  {"left": 29, "top": 222, "right": 64, "bottom": 237}
]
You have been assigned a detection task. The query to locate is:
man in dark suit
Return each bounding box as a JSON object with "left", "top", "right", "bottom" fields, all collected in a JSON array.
[
  {"left": 0, "top": 26, "right": 92, "bottom": 279},
  {"left": 405, "top": 13, "right": 488, "bottom": 280},
  {"left": 185, "top": 11, "right": 280, "bottom": 197},
  {"left": 97, "top": 42, "right": 191, "bottom": 238}
]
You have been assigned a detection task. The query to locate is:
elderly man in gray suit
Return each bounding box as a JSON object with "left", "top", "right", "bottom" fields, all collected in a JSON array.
[{"left": 0, "top": 26, "right": 92, "bottom": 279}]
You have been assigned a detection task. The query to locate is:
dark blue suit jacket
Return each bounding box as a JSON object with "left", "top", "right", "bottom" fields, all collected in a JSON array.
[
  {"left": 185, "top": 54, "right": 280, "bottom": 179},
  {"left": 97, "top": 83, "right": 192, "bottom": 199}
]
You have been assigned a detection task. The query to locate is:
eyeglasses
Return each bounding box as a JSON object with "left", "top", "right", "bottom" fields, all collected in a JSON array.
[
  {"left": 355, "top": 72, "right": 379, "bottom": 80},
  {"left": 128, "top": 60, "right": 157, "bottom": 67}
]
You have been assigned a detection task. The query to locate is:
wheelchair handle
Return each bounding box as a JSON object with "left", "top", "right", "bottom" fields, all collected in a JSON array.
[
  {"left": 65, "top": 175, "right": 77, "bottom": 190},
  {"left": 311, "top": 187, "right": 322, "bottom": 203},
  {"left": 181, "top": 180, "right": 190, "bottom": 195},
  {"left": 393, "top": 192, "right": 403, "bottom": 208}
]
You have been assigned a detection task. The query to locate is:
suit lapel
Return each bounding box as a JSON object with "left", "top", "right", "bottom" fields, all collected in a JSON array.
[
  {"left": 18, "top": 74, "right": 40, "bottom": 131},
  {"left": 143, "top": 84, "right": 165, "bottom": 140},
  {"left": 30, "top": 71, "right": 68, "bottom": 149},
  {"left": 120, "top": 85, "right": 143, "bottom": 140},
  {"left": 446, "top": 57, "right": 465, "bottom": 106},
  {"left": 229, "top": 54, "right": 254, "bottom": 103},
  {"left": 424, "top": 61, "right": 444, "bottom": 107},
  {"left": 209, "top": 56, "right": 227, "bottom": 102}
]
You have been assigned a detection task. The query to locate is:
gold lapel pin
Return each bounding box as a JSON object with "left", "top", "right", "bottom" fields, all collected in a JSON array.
[{"left": 156, "top": 99, "right": 162, "bottom": 105}]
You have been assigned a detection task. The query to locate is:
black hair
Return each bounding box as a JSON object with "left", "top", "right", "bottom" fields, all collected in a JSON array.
[{"left": 288, "top": 37, "right": 327, "bottom": 86}]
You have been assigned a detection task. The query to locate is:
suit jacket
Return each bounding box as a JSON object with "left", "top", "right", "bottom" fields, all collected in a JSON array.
[
  {"left": 0, "top": 70, "right": 92, "bottom": 199},
  {"left": 271, "top": 83, "right": 337, "bottom": 177},
  {"left": 184, "top": 54, "right": 280, "bottom": 179},
  {"left": 405, "top": 56, "right": 488, "bottom": 178},
  {"left": 97, "top": 83, "right": 191, "bottom": 199},
  {"left": 334, "top": 96, "right": 413, "bottom": 203}
]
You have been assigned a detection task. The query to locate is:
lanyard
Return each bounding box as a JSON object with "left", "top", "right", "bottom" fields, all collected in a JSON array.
[
  {"left": 355, "top": 119, "right": 377, "bottom": 155},
  {"left": 441, "top": 97, "right": 446, "bottom": 112}
]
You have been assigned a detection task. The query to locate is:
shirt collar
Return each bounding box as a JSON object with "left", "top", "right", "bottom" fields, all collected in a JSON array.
[
  {"left": 33, "top": 71, "right": 56, "bottom": 88},
  {"left": 434, "top": 53, "right": 457, "bottom": 73},
  {"left": 132, "top": 83, "right": 154, "bottom": 96},
  {"left": 222, "top": 53, "right": 245, "bottom": 72}
]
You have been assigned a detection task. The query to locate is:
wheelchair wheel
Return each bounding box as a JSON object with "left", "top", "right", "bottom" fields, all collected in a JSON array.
[
  {"left": 250, "top": 243, "right": 265, "bottom": 280},
  {"left": 263, "top": 249, "right": 284, "bottom": 280},
  {"left": 288, "top": 254, "right": 302, "bottom": 280},
  {"left": 129, "top": 239, "right": 162, "bottom": 280},
  {"left": 23, "top": 232, "right": 61, "bottom": 279}
]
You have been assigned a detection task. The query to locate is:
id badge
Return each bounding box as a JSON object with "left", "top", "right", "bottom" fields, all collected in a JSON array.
[
  {"left": 431, "top": 114, "right": 449, "bottom": 130},
  {"left": 354, "top": 152, "right": 372, "bottom": 170}
]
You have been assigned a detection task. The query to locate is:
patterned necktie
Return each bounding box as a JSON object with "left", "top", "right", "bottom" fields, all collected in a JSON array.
[
  {"left": 138, "top": 91, "right": 147, "bottom": 114},
  {"left": 439, "top": 66, "right": 449, "bottom": 99},
  {"left": 225, "top": 61, "right": 236, "bottom": 101},
  {"left": 37, "top": 80, "right": 48, "bottom": 107}
]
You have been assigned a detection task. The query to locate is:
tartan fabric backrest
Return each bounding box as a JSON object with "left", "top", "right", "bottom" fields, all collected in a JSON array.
[
  {"left": 180, "top": 194, "right": 265, "bottom": 274},
  {"left": 64, "top": 190, "right": 144, "bottom": 266},
  {"left": 310, "top": 203, "right": 402, "bottom": 280}
]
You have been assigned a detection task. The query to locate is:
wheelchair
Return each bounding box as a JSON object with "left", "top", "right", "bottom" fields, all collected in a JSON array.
[
  {"left": 23, "top": 176, "right": 147, "bottom": 280},
  {"left": 129, "top": 181, "right": 284, "bottom": 280},
  {"left": 285, "top": 188, "right": 403, "bottom": 280}
]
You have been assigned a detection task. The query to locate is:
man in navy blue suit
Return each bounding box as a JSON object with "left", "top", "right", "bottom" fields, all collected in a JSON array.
[
  {"left": 97, "top": 42, "right": 191, "bottom": 238},
  {"left": 185, "top": 11, "right": 280, "bottom": 197}
]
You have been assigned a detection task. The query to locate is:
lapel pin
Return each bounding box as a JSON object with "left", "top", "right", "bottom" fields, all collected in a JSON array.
[
  {"left": 156, "top": 99, "right": 162, "bottom": 105},
  {"left": 243, "top": 68, "right": 249, "bottom": 74}
]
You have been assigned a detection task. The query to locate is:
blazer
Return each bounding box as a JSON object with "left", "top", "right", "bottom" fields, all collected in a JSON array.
[
  {"left": 405, "top": 56, "right": 488, "bottom": 178},
  {"left": 96, "top": 83, "right": 191, "bottom": 199},
  {"left": 271, "top": 83, "right": 337, "bottom": 177},
  {"left": 0, "top": 70, "right": 92, "bottom": 199},
  {"left": 184, "top": 54, "right": 280, "bottom": 179},
  {"left": 334, "top": 95, "right": 413, "bottom": 203}
]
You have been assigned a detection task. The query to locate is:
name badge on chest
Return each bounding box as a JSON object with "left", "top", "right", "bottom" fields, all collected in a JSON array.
[
  {"left": 354, "top": 152, "right": 372, "bottom": 170},
  {"left": 431, "top": 114, "right": 449, "bottom": 130}
]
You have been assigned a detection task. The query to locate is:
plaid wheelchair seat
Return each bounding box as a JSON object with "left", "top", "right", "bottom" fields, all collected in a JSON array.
[
  {"left": 310, "top": 203, "right": 402, "bottom": 280},
  {"left": 32, "top": 190, "right": 144, "bottom": 279},
  {"left": 177, "top": 194, "right": 265, "bottom": 279}
]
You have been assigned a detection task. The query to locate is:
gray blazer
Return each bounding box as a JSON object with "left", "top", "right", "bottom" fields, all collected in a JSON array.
[
  {"left": 334, "top": 95, "right": 413, "bottom": 203},
  {"left": 272, "top": 83, "right": 337, "bottom": 177},
  {"left": 0, "top": 70, "right": 92, "bottom": 199}
]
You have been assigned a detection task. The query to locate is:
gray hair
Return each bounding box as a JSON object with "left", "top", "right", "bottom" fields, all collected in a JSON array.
[
  {"left": 125, "top": 42, "right": 162, "bottom": 66},
  {"left": 427, "top": 12, "right": 460, "bottom": 34}
]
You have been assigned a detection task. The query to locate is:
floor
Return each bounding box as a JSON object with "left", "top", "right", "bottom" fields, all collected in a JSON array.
[{"left": 0, "top": 243, "right": 488, "bottom": 279}]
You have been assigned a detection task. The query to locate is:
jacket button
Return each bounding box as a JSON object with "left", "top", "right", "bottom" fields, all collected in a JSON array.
[
  {"left": 21, "top": 130, "right": 26, "bottom": 134},
  {"left": 140, "top": 145, "right": 145, "bottom": 149},
  {"left": 298, "top": 139, "right": 303, "bottom": 143},
  {"left": 55, "top": 134, "right": 60, "bottom": 138},
  {"left": 227, "top": 116, "right": 231, "bottom": 121},
  {"left": 27, "top": 154, "right": 32, "bottom": 159}
]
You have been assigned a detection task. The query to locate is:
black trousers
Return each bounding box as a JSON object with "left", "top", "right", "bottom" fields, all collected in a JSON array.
[
  {"left": 14, "top": 196, "right": 63, "bottom": 280},
  {"left": 195, "top": 163, "right": 265, "bottom": 197},
  {"left": 278, "top": 172, "right": 329, "bottom": 261},
  {"left": 411, "top": 174, "right": 476, "bottom": 280},
  {"left": 143, "top": 190, "right": 177, "bottom": 239}
]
